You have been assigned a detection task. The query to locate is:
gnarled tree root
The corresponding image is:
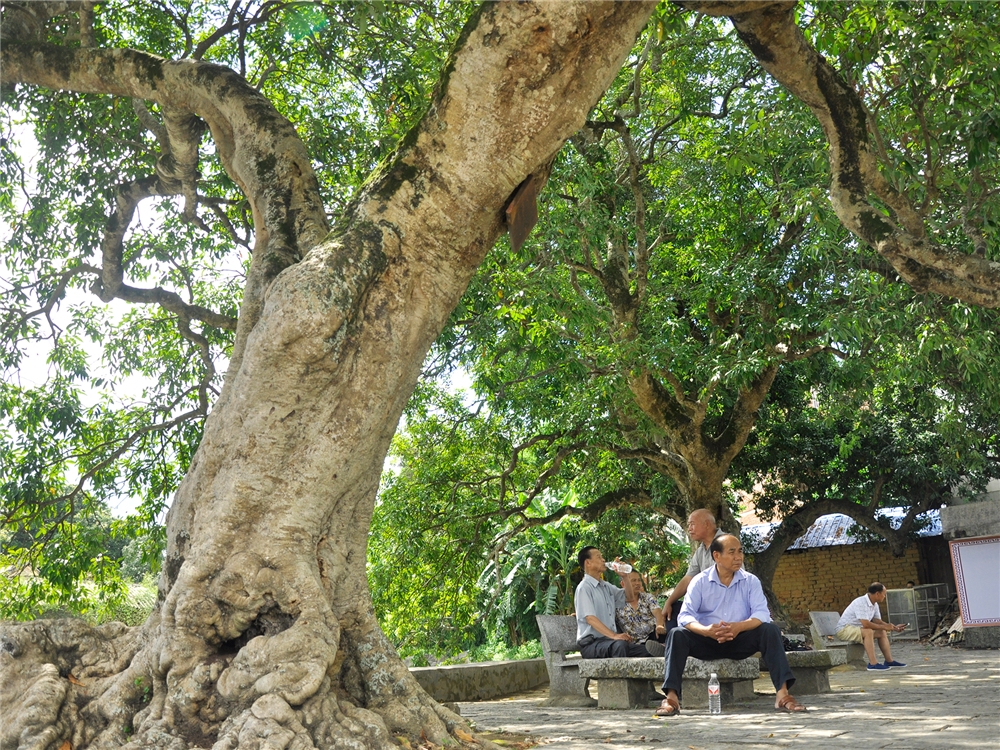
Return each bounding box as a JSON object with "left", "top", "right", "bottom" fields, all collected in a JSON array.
[{"left": 1, "top": 615, "right": 495, "bottom": 750}]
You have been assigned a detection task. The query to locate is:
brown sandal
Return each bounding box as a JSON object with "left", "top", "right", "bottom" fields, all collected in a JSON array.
[
  {"left": 654, "top": 696, "right": 680, "bottom": 716},
  {"left": 776, "top": 694, "right": 807, "bottom": 712}
]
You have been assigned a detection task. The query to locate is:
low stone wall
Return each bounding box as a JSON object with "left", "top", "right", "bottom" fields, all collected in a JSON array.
[{"left": 410, "top": 658, "right": 548, "bottom": 703}]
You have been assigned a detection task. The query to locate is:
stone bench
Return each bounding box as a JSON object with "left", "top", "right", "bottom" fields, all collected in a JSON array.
[
  {"left": 578, "top": 655, "right": 760, "bottom": 710},
  {"left": 809, "top": 611, "right": 868, "bottom": 669},
  {"left": 537, "top": 615, "right": 844, "bottom": 709},
  {"left": 410, "top": 658, "right": 548, "bottom": 703},
  {"left": 536, "top": 614, "right": 597, "bottom": 706},
  {"left": 758, "top": 648, "right": 846, "bottom": 694},
  {"left": 537, "top": 615, "right": 758, "bottom": 710}
]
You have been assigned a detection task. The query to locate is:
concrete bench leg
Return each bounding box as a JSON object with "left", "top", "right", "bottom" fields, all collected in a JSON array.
[
  {"left": 788, "top": 668, "right": 830, "bottom": 695},
  {"left": 833, "top": 643, "right": 869, "bottom": 670},
  {"left": 681, "top": 678, "right": 754, "bottom": 709},
  {"left": 845, "top": 643, "right": 868, "bottom": 669},
  {"left": 595, "top": 678, "right": 658, "bottom": 710},
  {"left": 541, "top": 666, "right": 598, "bottom": 707}
]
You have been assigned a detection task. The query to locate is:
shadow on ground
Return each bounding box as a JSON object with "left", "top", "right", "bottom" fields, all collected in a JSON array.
[{"left": 458, "top": 643, "right": 999, "bottom": 749}]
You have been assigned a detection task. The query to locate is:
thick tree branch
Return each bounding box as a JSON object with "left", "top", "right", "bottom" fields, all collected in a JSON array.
[
  {"left": 709, "top": 362, "right": 779, "bottom": 459},
  {"left": 748, "top": 486, "right": 945, "bottom": 591},
  {"left": 693, "top": 1, "right": 1000, "bottom": 307},
  {"left": 2, "top": 39, "right": 331, "bottom": 373},
  {"left": 629, "top": 369, "right": 697, "bottom": 434},
  {"left": 1, "top": 1, "right": 83, "bottom": 39}
]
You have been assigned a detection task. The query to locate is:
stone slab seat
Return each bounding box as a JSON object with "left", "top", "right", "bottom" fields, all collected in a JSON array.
[
  {"left": 536, "top": 614, "right": 597, "bottom": 706},
  {"left": 577, "top": 655, "right": 760, "bottom": 710},
  {"left": 809, "top": 611, "right": 868, "bottom": 669},
  {"left": 757, "top": 648, "right": 846, "bottom": 695}
]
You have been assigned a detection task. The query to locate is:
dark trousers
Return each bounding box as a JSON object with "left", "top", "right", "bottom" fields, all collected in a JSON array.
[
  {"left": 661, "top": 623, "right": 795, "bottom": 699},
  {"left": 662, "top": 607, "right": 680, "bottom": 633},
  {"left": 578, "top": 635, "right": 650, "bottom": 659}
]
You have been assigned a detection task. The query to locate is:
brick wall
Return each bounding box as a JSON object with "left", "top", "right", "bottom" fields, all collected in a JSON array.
[{"left": 770, "top": 543, "right": 922, "bottom": 624}]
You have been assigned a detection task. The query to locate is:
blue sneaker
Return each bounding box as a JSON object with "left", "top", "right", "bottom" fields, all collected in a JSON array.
[
  {"left": 884, "top": 660, "right": 906, "bottom": 668},
  {"left": 867, "top": 663, "right": 891, "bottom": 671}
]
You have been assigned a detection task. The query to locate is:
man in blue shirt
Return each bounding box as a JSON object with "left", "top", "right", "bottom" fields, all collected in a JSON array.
[
  {"left": 654, "top": 534, "right": 806, "bottom": 716},
  {"left": 574, "top": 546, "right": 651, "bottom": 658}
]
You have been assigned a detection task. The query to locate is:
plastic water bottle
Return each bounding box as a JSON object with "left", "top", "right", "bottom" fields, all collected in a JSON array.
[
  {"left": 605, "top": 561, "right": 632, "bottom": 574},
  {"left": 708, "top": 672, "right": 721, "bottom": 715}
]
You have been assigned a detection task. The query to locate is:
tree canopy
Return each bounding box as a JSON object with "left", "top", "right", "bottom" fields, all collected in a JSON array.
[{"left": 372, "top": 1, "right": 1000, "bottom": 628}]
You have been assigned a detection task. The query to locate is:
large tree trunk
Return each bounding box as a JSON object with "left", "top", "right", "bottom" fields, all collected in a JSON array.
[
  {"left": 625, "top": 364, "right": 779, "bottom": 529},
  {"left": 0, "top": 4, "right": 656, "bottom": 748}
]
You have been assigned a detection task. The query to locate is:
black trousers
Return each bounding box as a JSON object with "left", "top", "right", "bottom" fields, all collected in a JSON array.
[
  {"left": 662, "top": 607, "right": 680, "bottom": 633},
  {"left": 578, "top": 635, "right": 650, "bottom": 659},
  {"left": 661, "top": 623, "right": 795, "bottom": 699}
]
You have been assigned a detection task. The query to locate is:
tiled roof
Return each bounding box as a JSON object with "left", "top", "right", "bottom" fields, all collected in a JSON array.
[{"left": 741, "top": 508, "right": 941, "bottom": 551}]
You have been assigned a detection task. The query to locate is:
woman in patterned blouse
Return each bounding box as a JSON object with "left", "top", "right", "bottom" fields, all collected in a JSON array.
[{"left": 616, "top": 571, "right": 667, "bottom": 652}]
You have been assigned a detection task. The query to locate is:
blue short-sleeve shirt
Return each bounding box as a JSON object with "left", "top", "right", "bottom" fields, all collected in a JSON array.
[{"left": 575, "top": 574, "right": 627, "bottom": 640}]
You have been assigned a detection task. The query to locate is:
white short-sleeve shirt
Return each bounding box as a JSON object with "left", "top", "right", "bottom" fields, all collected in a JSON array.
[{"left": 836, "top": 593, "right": 882, "bottom": 630}]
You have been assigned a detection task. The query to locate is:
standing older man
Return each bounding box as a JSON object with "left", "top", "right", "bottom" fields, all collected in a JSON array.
[
  {"left": 654, "top": 534, "right": 805, "bottom": 716},
  {"left": 661, "top": 509, "right": 726, "bottom": 627},
  {"left": 574, "top": 546, "right": 651, "bottom": 658}
]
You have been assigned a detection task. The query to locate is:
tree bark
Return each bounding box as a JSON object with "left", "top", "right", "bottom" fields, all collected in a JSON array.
[
  {"left": 626, "top": 364, "right": 779, "bottom": 528},
  {"left": 0, "top": 3, "right": 656, "bottom": 748}
]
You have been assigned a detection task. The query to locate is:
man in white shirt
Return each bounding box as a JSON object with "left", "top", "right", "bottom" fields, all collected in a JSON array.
[
  {"left": 574, "top": 546, "right": 651, "bottom": 658},
  {"left": 662, "top": 509, "right": 726, "bottom": 627},
  {"left": 836, "top": 582, "right": 907, "bottom": 671}
]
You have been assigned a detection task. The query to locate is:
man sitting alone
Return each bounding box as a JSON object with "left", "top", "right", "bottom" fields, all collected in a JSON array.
[
  {"left": 655, "top": 534, "right": 806, "bottom": 716},
  {"left": 836, "top": 582, "right": 907, "bottom": 671}
]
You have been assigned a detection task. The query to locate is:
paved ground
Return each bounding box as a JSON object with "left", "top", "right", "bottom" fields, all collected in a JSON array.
[{"left": 457, "top": 643, "right": 999, "bottom": 749}]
